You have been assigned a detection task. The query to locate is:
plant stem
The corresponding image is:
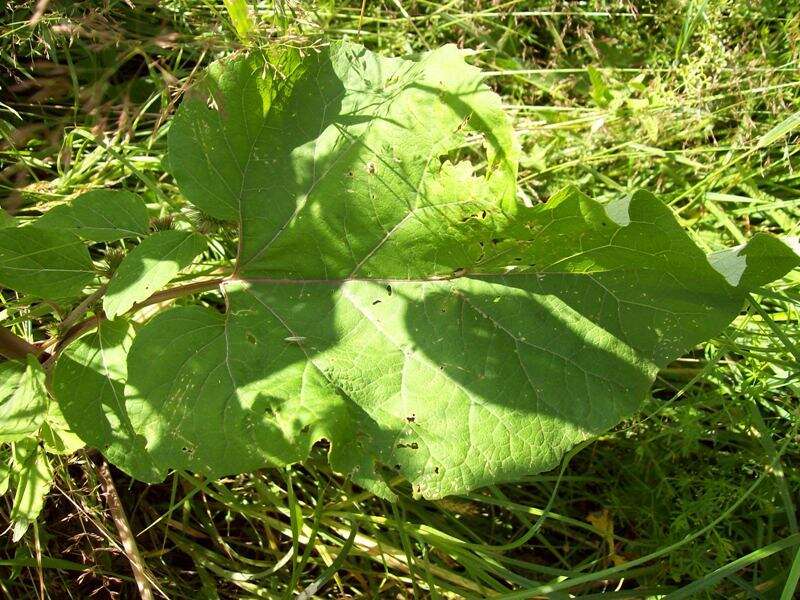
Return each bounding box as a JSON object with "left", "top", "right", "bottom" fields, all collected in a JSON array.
[
  {"left": 97, "top": 459, "right": 154, "bottom": 600},
  {"left": 52, "top": 315, "right": 103, "bottom": 361},
  {"left": 0, "top": 325, "right": 42, "bottom": 360},
  {"left": 58, "top": 283, "right": 108, "bottom": 334},
  {"left": 48, "top": 277, "right": 226, "bottom": 361},
  {"left": 130, "top": 277, "right": 225, "bottom": 311}
]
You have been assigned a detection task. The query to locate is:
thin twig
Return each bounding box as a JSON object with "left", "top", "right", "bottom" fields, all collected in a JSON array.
[
  {"left": 28, "top": 0, "right": 50, "bottom": 25},
  {"left": 50, "top": 315, "right": 103, "bottom": 363},
  {"left": 97, "top": 460, "right": 154, "bottom": 600},
  {"left": 130, "top": 277, "right": 224, "bottom": 311},
  {"left": 58, "top": 283, "right": 108, "bottom": 334},
  {"left": 46, "top": 277, "right": 225, "bottom": 362}
]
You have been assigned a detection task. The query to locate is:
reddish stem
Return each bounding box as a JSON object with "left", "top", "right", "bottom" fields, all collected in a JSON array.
[{"left": 0, "top": 325, "right": 43, "bottom": 361}]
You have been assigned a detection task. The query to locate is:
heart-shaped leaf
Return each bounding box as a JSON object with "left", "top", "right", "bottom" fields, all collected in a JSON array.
[{"left": 59, "top": 42, "right": 800, "bottom": 498}]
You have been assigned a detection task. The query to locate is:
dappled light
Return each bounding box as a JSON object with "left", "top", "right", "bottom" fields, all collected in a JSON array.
[{"left": 1, "top": 2, "right": 799, "bottom": 597}]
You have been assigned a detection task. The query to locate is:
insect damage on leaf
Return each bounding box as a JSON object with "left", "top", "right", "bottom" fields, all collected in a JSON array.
[{"left": 50, "top": 41, "right": 800, "bottom": 499}]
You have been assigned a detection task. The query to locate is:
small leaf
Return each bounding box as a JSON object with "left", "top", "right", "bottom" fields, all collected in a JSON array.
[
  {"left": 0, "top": 227, "right": 95, "bottom": 299},
  {"left": 40, "top": 401, "right": 85, "bottom": 455},
  {"left": 0, "top": 356, "right": 49, "bottom": 444},
  {"left": 34, "top": 189, "right": 149, "bottom": 242},
  {"left": 587, "top": 66, "right": 613, "bottom": 108},
  {"left": 222, "top": 0, "right": 253, "bottom": 41},
  {"left": 10, "top": 439, "right": 52, "bottom": 542},
  {"left": 52, "top": 319, "right": 159, "bottom": 478},
  {"left": 103, "top": 230, "right": 207, "bottom": 319}
]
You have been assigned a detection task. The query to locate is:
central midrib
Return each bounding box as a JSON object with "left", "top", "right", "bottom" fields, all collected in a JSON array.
[
  {"left": 223, "top": 268, "right": 623, "bottom": 286},
  {"left": 224, "top": 272, "right": 534, "bottom": 286}
]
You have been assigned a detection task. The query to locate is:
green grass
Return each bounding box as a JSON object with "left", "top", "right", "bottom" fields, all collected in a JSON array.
[{"left": 1, "top": 0, "right": 799, "bottom": 597}]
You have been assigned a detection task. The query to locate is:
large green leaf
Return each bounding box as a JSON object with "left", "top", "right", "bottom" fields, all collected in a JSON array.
[
  {"left": 34, "top": 189, "right": 149, "bottom": 242},
  {"left": 0, "top": 227, "right": 95, "bottom": 298},
  {"left": 103, "top": 230, "right": 207, "bottom": 319},
  {"left": 52, "top": 319, "right": 157, "bottom": 477},
  {"left": 63, "top": 42, "right": 799, "bottom": 498},
  {"left": 0, "top": 356, "right": 49, "bottom": 444}
]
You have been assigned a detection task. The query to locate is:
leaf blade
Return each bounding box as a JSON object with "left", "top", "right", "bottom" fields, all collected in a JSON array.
[
  {"left": 103, "top": 230, "right": 207, "bottom": 319},
  {"left": 10, "top": 438, "right": 52, "bottom": 542},
  {"left": 52, "top": 319, "right": 160, "bottom": 480},
  {"left": 100, "top": 42, "right": 800, "bottom": 497},
  {"left": 222, "top": 0, "right": 253, "bottom": 41},
  {"left": 0, "top": 227, "right": 94, "bottom": 299},
  {"left": 34, "top": 189, "right": 149, "bottom": 242},
  {"left": 0, "top": 356, "right": 49, "bottom": 444}
]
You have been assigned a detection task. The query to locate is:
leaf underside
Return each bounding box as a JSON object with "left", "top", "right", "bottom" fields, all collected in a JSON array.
[{"left": 55, "top": 42, "right": 800, "bottom": 499}]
